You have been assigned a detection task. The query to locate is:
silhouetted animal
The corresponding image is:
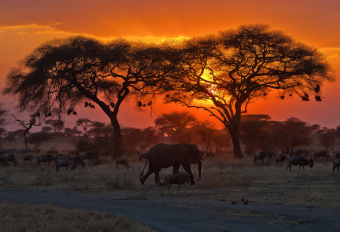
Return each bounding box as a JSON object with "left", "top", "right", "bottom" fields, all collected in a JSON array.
[
  {"left": 335, "top": 151, "right": 340, "bottom": 159},
  {"left": 4, "top": 154, "right": 18, "bottom": 166},
  {"left": 79, "top": 151, "right": 98, "bottom": 161},
  {"left": 23, "top": 155, "right": 33, "bottom": 163},
  {"left": 66, "top": 155, "right": 85, "bottom": 168},
  {"left": 56, "top": 159, "right": 76, "bottom": 173},
  {"left": 333, "top": 159, "right": 340, "bottom": 172},
  {"left": 116, "top": 158, "right": 130, "bottom": 169},
  {"left": 314, "top": 150, "right": 330, "bottom": 160},
  {"left": 35, "top": 154, "right": 57, "bottom": 169},
  {"left": 287, "top": 155, "right": 313, "bottom": 172},
  {"left": 254, "top": 150, "right": 273, "bottom": 164},
  {"left": 138, "top": 151, "right": 149, "bottom": 161},
  {"left": 160, "top": 172, "right": 191, "bottom": 197},
  {"left": 276, "top": 154, "right": 287, "bottom": 166}
]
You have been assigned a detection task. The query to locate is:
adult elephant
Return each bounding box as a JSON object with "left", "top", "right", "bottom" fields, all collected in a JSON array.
[{"left": 139, "top": 143, "right": 203, "bottom": 186}]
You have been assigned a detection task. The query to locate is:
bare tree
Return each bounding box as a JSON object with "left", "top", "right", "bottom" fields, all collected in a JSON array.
[
  {"left": 164, "top": 24, "right": 334, "bottom": 158},
  {"left": 12, "top": 113, "right": 41, "bottom": 149},
  {"left": 154, "top": 111, "right": 197, "bottom": 143}
]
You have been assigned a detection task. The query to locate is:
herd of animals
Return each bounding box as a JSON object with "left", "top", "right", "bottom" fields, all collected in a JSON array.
[{"left": 1, "top": 144, "right": 340, "bottom": 196}]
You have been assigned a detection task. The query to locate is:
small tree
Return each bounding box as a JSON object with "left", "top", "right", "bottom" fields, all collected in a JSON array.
[
  {"left": 194, "top": 120, "right": 216, "bottom": 151},
  {"left": 318, "top": 127, "right": 336, "bottom": 151},
  {"left": 3, "top": 132, "right": 15, "bottom": 145},
  {"left": 155, "top": 111, "right": 197, "bottom": 143},
  {"left": 76, "top": 118, "right": 93, "bottom": 138},
  {"left": 45, "top": 119, "right": 64, "bottom": 133},
  {"left": 28, "top": 132, "right": 54, "bottom": 150},
  {"left": 276, "top": 117, "right": 312, "bottom": 155},
  {"left": 12, "top": 113, "right": 41, "bottom": 149},
  {"left": 41, "top": 126, "right": 53, "bottom": 133}
]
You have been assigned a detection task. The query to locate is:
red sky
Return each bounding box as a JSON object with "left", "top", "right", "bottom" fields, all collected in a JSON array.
[{"left": 1, "top": 0, "right": 340, "bottom": 131}]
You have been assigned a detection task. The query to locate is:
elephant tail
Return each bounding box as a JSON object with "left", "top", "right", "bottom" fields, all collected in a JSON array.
[{"left": 139, "top": 158, "right": 148, "bottom": 177}]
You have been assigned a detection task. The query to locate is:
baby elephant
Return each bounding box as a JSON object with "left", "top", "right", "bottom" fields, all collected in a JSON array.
[
  {"left": 116, "top": 158, "right": 130, "bottom": 169},
  {"left": 160, "top": 172, "right": 191, "bottom": 197}
]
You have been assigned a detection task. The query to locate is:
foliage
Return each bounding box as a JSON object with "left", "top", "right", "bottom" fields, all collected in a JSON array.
[
  {"left": 213, "top": 129, "right": 232, "bottom": 155},
  {"left": 163, "top": 24, "right": 334, "bottom": 158},
  {"left": 154, "top": 111, "right": 197, "bottom": 143},
  {"left": 275, "top": 117, "right": 312, "bottom": 153},
  {"left": 28, "top": 132, "right": 54, "bottom": 150},
  {"left": 139, "top": 127, "right": 159, "bottom": 150},
  {"left": 3, "top": 36, "right": 177, "bottom": 157},
  {"left": 76, "top": 118, "right": 93, "bottom": 138},
  {"left": 87, "top": 122, "right": 115, "bottom": 151},
  {"left": 45, "top": 119, "right": 64, "bottom": 132},
  {"left": 194, "top": 120, "right": 216, "bottom": 151},
  {"left": 318, "top": 127, "right": 336, "bottom": 150},
  {"left": 41, "top": 126, "right": 53, "bottom": 133},
  {"left": 3, "top": 132, "right": 15, "bottom": 145}
]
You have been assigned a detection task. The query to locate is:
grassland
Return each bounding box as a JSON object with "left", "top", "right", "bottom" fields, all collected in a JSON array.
[{"left": 1, "top": 137, "right": 340, "bottom": 209}]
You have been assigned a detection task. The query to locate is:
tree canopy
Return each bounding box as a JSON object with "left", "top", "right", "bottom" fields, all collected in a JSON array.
[{"left": 164, "top": 24, "right": 334, "bottom": 158}]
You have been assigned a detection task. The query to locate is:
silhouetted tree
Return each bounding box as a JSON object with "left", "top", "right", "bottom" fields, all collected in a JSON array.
[
  {"left": 139, "top": 127, "right": 159, "bottom": 150},
  {"left": 155, "top": 111, "right": 197, "bottom": 143},
  {"left": 276, "top": 117, "right": 312, "bottom": 155},
  {"left": 12, "top": 113, "right": 41, "bottom": 149},
  {"left": 318, "top": 127, "right": 335, "bottom": 151},
  {"left": 3, "top": 36, "right": 176, "bottom": 157},
  {"left": 45, "top": 119, "right": 64, "bottom": 132},
  {"left": 28, "top": 132, "right": 54, "bottom": 150},
  {"left": 0, "top": 103, "right": 7, "bottom": 137},
  {"left": 76, "top": 118, "right": 92, "bottom": 138},
  {"left": 194, "top": 120, "right": 216, "bottom": 151},
  {"left": 41, "top": 126, "right": 53, "bottom": 133},
  {"left": 88, "top": 122, "right": 115, "bottom": 151},
  {"left": 3, "top": 132, "right": 15, "bottom": 145},
  {"left": 164, "top": 24, "right": 334, "bottom": 158},
  {"left": 213, "top": 129, "right": 232, "bottom": 155}
]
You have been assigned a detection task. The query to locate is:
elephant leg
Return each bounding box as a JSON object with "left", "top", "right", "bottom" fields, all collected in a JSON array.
[
  {"left": 155, "top": 171, "right": 161, "bottom": 186},
  {"left": 181, "top": 162, "right": 195, "bottom": 185},
  {"left": 173, "top": 164, "right": 180, "bottom": 173},
  {"left": 139, "top": 168, "right": 154, "bottom": 185}
]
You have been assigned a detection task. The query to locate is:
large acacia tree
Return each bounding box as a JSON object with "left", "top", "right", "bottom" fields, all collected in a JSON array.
[
  {"left": 3, "top": 36, "right": 176, "bottom": 157},
  {"left": 165, "top": 24, "right": 334, "bottom": 158}
]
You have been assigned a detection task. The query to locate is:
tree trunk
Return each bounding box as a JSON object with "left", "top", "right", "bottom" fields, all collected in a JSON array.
[
  {"left": 230, "top": 130, "right": 243, "bottom": 158},
  {"left": 24, "top": 130, "right": 28, "bottom": 150},
  {"left": 110, "top": 117, "right": 121, "bottom": 158}
]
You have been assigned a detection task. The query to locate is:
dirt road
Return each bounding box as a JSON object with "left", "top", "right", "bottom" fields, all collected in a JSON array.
[{"left": 0, "top": 187, "right": 339, "bottom": 232}]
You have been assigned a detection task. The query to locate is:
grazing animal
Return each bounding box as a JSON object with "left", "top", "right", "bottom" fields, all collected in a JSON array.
[
  {"left": 79, "top": 151, "right": 98, "bottom": 161},
  {"left": 23, "top": 155, "right": 33, "bottom": 164},
  {"left": 287, "top": 155, "right": 313, "bottom": 172},
  {"left": 205, "top": 151, "right": 214, "bottom": 158},
  {"left": 56, "top": 159, "right": 76, "bottom": 173},
  {"left": 160, "top": 172, "right": 191, "bottom": 197},
  {"left": 116, "top": 158, "right": 130, "bottom": 169},
  {"left": 66, "top": 155, "right": 85, "bottom": 167},
  {"left": 276, "top": 154, "right": 287, "bottom": 166},
  {"left": 335, "top": 151, "right": 340, "bottom": 159},
  {"left": 314, "top": 150, "right": 330, "bottom": 160},
  {"left": 254, "top": 150, "right": 273, "bottom": 165},
  {"left": 140, "top": 143, "right": 203, "bottom": 186},
  {"left": 333, "top": 159, "right": 340, "bottom": 172},
  {"left": 138, "top": 151, "right": 149, "bottom": 161},
  {"left": 35, "top": 154, "right": 57, "bottom": 169},
  {"left": 4, "top": 154, "right": 18, "bottom": 166}
]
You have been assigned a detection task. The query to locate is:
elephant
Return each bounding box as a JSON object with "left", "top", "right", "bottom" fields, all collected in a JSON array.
[{"left": 139, "top": 143, "right": 203, "bottom": 186}]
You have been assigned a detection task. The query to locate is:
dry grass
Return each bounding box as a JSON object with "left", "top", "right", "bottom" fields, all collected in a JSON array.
[
  {"left": 1, "top": 137, "right": 340, "bottom": 208},
  {"left": 0, "top": 202, "right": 156, "bottom": 232}
]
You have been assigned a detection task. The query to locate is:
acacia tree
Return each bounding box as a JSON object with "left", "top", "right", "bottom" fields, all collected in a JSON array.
[
  {"left": 165, "top": 24, "right": 334, "bottom": 158},
  {"left": 28, "top": 132, "right": 54, "bottom": 150},
  {"left": 3, "top": 36, "right": 176, "bottom": 157},
  {"left": 154, "top": 111, "right": 197, "bottom": 143},
  {"left": 45, "top": 119, "right": 64, "bottom": 133},
  {"left": 318, "top": 127, "right": 335, "bottom": 151},
  {"left": 76, "top": 118, "right": 93, "bottom": 138},
  {"left": 194, "top": 120, "right": 216, "bottom": 151},
  {"left": 12, "top": 113, "right": 41, "bottom": 149}
]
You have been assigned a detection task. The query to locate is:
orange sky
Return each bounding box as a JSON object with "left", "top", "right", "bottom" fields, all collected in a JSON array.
[{"left": 1, "top": 0, "right": 340, "bottom": 131}]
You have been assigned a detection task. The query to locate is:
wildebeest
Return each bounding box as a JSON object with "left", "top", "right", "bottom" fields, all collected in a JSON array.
[
  {"left": 35, "top": 154, "right": 57, "bottom": 169},
  {"left": 291, "top": 149, "right": 309, "bottom": 157},
  {"left": 4, "top": 154, "right": 18, "bottom": 166},
  {"left": 55, "top": 154, "right": 67, "bottom": 159},
  {"left": 138, "top": 151, "right": 149, "bottom": 161},
  {"left": 23, "top": 155, "right": 33, "bottom": 164},
  {"left": 160, "top": 172, "right": 191, "bottom": 197},
  {"left": 287, "top": 155, "right": 313, "bottom": 172},
  {"left": 56, "top": 158, "right": 76, "bottom": 173},
  {"left": 314, "top": 150, "right": 330, "bottom": 160},
  {"left": 254, "top": 150, "right": 274, "bottom": 165},
  {"left": 335, "top": 151, "right": 340, "bottom": 159},
  {"left": 79, "top": 151, "right": 98, "bottom": 161},
  {"left": 116, "top": 158, "right": 130, "bottom": 169},
  {"left": 333, "top": 159, "right": 340, "bottom": 172},
  {"left": 66, "top": 155, "right": 85, "bottom": 167},
  {"left": 276, "top": 154, "right": 287, "bottom": 166}
]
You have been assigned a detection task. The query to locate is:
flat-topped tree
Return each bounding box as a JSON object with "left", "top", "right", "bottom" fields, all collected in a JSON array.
[
  {"left": 3, "top": 36, "right": 176, "bottom": 157},
  {"left": 165, "top": 24, "right": 334, "bottom": 158}
]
